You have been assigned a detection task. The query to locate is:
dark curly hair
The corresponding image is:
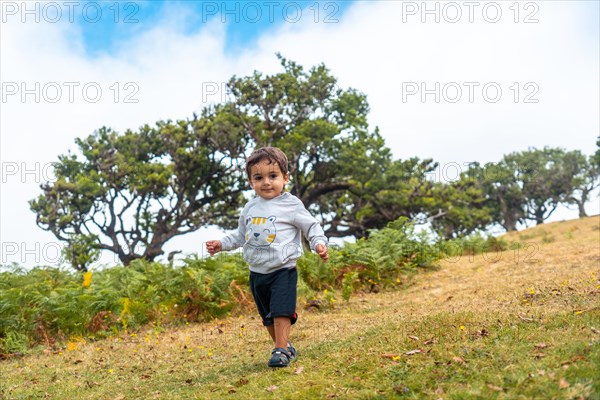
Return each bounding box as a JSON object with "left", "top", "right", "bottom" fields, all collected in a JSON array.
[{"left": 245, "top": 147, "right": 289, "bottom": 178}]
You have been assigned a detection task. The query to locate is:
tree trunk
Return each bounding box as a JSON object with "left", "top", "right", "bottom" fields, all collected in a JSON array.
[
  {"left": 499, "top": 197, "right": 518, "bottom": 231},
  {"left": 535, "top": 209, "right": 545, "bottom": 225},
  {"left": 578, "top": 202, "right": 587, "bottom": 218},
  {"left": 578, "top": 188, "right": 590, "bottom": 218}
]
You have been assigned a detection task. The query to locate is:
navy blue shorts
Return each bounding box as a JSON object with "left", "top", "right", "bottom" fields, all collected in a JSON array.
[{"left": 249, "top": 267, "right": 298, "bottom": 326}]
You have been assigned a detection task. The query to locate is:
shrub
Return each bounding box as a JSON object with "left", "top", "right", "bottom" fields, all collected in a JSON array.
[
  {"left": 0, "top": 254, "right": 251, "bottom": 354},
  {"left": 0, "top": 217, "right": 445, "bottom": 354},
  {"left": 298, "top": 217, "right": 440, "bottom": 293},
  {"left": 436, "top": 233, "right": 509, "bottom": 259}
]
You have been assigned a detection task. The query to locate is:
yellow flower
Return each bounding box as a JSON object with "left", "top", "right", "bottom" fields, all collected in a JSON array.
[
  {"left": 82, "top": 271, "right": 93, "bottom": 288},
  {"left": 108, "top": 369, "right": 114, "bottom": 373},
  {"left": 459, "top": 325, "right": 465, "bottom": 331},
  {"left": 392, "top": 356, "right": 400, "bottom": 361},
  {"left": 66, "top": 342, "right": 79, "bottom": 351}
]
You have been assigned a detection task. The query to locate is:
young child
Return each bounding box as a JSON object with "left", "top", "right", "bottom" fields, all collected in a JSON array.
[{"left": 206, "top": 146, "right": 329, "bottom": 368}]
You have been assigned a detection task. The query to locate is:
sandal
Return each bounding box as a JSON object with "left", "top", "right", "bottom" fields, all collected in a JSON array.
[
  {"left": 268, "top": 347, "right": 291, "bottom": 368},
  {"left": 287, "top": 342, "right": 297, "bottom": 362}
]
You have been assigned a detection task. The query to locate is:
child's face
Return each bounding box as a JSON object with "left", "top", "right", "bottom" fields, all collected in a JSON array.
[{"left": 248, "top": 160, "right": 289, "bottom": 200}]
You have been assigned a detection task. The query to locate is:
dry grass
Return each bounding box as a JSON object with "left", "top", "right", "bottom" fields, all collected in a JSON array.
[{"left": 1, "top": 216, "right": 599, "bottom": 399}]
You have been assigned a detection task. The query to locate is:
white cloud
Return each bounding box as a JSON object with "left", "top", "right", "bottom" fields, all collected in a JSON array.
[{"left": 1, "top": 1, "right": 598, "bottom": 268}]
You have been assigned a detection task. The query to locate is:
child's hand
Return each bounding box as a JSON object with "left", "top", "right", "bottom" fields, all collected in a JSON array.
[
  {"left": 206, "top": 240, "right": 222, "bottom": 256},
  {"left": 316, "top": 244, "right": 329, "bottom": 261}
]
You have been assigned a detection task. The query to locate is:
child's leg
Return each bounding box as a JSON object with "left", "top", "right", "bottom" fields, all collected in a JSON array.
[
  {"left": 266, "top": 325, "right": 276, "bottom": 342},
  {"left": 273, "top": 317, "right": 291, "bottom": 348}
]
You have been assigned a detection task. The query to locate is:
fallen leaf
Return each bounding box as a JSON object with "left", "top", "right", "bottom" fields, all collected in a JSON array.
[
  {"left": 423, "top": 338, "right": 436, "bottom": 345},
  {"left": 382, "top": 353, "right": 400, "bottom": 359},
  {"left": 559, "top": 378, "right": 570, "bottom": 389},
  {"left": 236, "top": 378, "right": 249, "bottom": 387},
  {"left": 534, "top": 343, "right": 548, "bottom": 349},
  {"left": 570, "top": 355, "right": 586, "bottom": 363},
  {"left": 267, "top": 385, "right": 278, "bottom": 392},
  {"left": 228, "top": 389, "right": 236, "bottom": 394},
  {"left": 435, "top": 387, "right": 444, "bottom": 394},
  {"left": 405, "top": 349, "right": 422, "bottom": 356},
  {"left": 533, "top": 353, "right": 545, "bottom": 359},
  {"left": 295, "top": 366, "right": 304, "bottom": 375},
  {"left": 591, "top": 327, "right": 599, "bottom": 334},
  {"left": 408, "top": 335, "right": 419, "bottom": 341},
  {"left": 452, "top": 356, "right": 465, "bottom": 364},
  {"left": 518, "top": 314, "right": 534, "bottom": 322},
  {"left": 487, "top": 384, "right": 503, "bottom": 392},
  {"left": 394, "top": 386, "right": 410, "bottom": 394},
  {"left": 445, "top": 295, "right": 453, "bottom": 301}
]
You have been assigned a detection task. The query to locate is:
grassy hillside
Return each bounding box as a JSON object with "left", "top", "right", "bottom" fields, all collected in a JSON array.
[{"left": 1, "top": 216, "right": 599, "bottom": 399}]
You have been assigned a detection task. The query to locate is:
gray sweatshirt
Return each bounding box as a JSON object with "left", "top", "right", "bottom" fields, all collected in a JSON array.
[{"left": 220, "top": 192, "right": 328, "bottom": 274}]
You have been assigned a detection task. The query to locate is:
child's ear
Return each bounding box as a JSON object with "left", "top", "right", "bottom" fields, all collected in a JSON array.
[{"left": 283, "top": 173, "right": 289, "bottom": 184}]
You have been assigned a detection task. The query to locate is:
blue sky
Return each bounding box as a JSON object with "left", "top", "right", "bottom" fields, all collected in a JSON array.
[
  {"left": 1, "top": 1, "right": 598, "bottom": 267},
  {"left": 75, "top": 1, "right": 355, "bottom": 57}
]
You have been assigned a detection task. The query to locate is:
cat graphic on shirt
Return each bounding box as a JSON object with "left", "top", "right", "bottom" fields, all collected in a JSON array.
[{"left": 245, "top": 216, "right": 276, "bottom": 247}]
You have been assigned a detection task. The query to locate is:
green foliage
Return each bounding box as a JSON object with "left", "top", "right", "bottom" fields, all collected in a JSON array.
[
  {"left": 298, "top": 217, "right": 440, "bottom": 293},
  {"left": 225, "top": 55, "right": 395, "bottom": 239},
  {"left": 61, "top": 234, "right": 100, "bottom": 272},
  {"left": 0, "top": 255, "right": 249, "bottom": 354},
  {"left": 341, "top": 271, "right": 359, "bottom": 301},
  {"left": 0, "top": 217, "right": 443, "bottom": 354},
  {"left": 559, "top": 149, "right": 600, "bottom": 218},
  {"left": 428, "top": 176, "right": 494, "bottom": 240},
  {"left": 503, "top": 147, "right": 576, "bottom": 225},
  {"left": 436, "top": 233, "right": 510, "bottom": 259},
  {"left": 30, "top": 121, "right": 247, "bottom": 266}
]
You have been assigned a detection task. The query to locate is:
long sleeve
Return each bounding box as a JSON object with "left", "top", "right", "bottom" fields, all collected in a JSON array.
[
  {"left": 220, "top": 213, "right": 246, "bottom": 251},
  {"left": 293, "top": 203, "right": 328, "bottom": 251}
]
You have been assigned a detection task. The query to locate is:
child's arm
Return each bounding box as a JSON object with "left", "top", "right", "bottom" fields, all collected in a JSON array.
[
  {"left": 206, "top": 240, "right": 222, "bottom": 256},
  {"left": 293, "top": 204, "right": 329, "bottom": 261},
  {"left": 206, "top": 213, "right": 246, "bottom": 256},
  {"left": 315, "top": 243, "right": 329, "bottom": 261}
]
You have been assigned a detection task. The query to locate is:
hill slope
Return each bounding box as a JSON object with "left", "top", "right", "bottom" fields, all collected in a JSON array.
[{"left": 1, "top": 216, "right": 599, "bottom": 399}]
